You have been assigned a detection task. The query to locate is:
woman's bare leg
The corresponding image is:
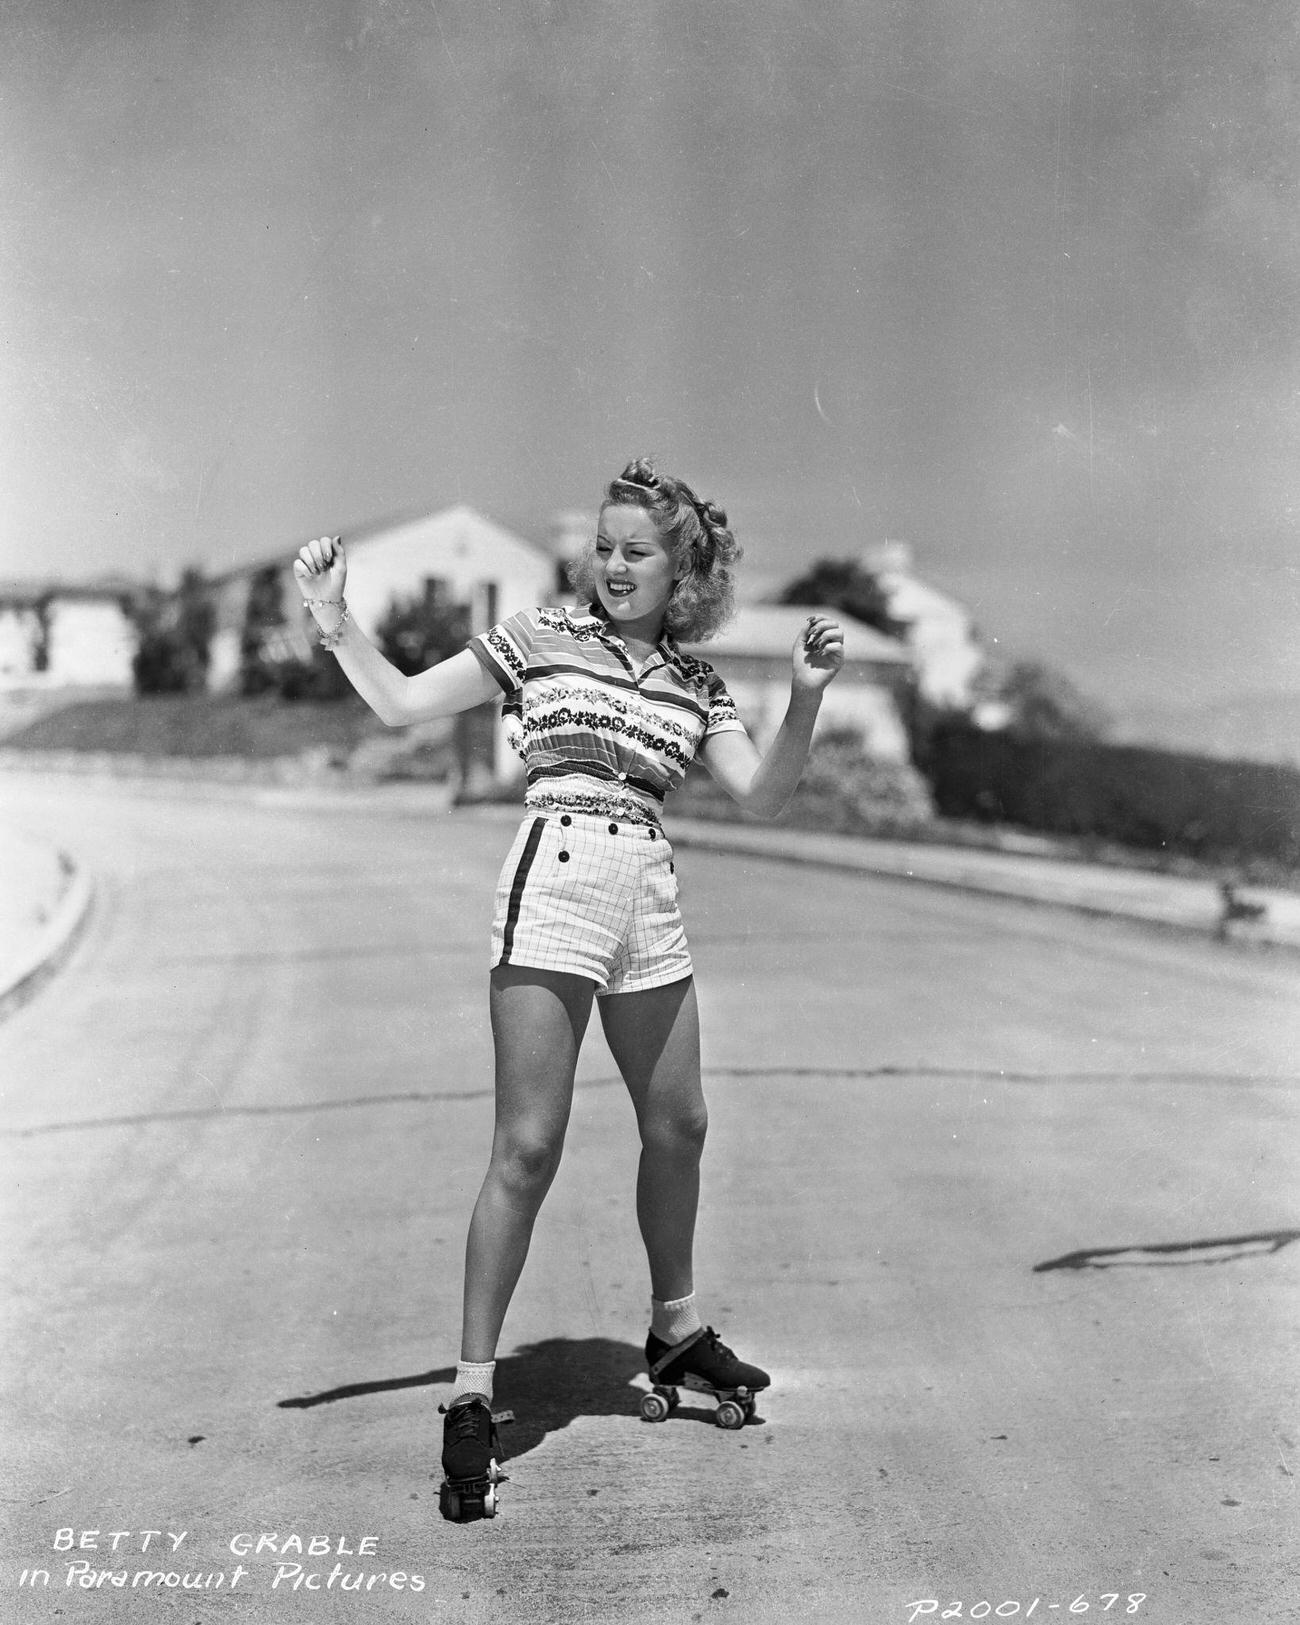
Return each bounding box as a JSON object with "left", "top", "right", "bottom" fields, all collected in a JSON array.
[
  {"left": 597, "top": 975, "right": 706, "bottom": 1303},
  {"left": 459, "top": 965, "right": 594, "bottom": 1362}
]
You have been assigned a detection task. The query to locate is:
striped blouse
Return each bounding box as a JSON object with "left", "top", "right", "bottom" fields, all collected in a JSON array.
[{"left": 466, "top": 604, "right": 748, "bottom": 826}]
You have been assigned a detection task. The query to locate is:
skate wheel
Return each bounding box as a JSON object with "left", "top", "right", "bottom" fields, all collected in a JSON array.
[
  {"left": 716, "top": 1400, "right": 746, "bottom": 1430},
  {"left": 641, "top": 1391, "right": 672, "bottom": 1423},
  {"left": 482, "top": 1484, "right": 497, "bottom": 1518}
]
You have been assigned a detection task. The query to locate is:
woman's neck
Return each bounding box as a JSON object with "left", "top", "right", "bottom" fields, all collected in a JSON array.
[{"left": 597, "top": 602, "right": 665, "bottom": 658}]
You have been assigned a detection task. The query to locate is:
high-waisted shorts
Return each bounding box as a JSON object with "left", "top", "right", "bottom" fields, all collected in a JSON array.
[{"left": 490, "top": 811, "right": 692, "bottom": 995}]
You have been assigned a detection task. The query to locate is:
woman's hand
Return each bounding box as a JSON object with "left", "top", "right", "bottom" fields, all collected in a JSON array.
[
  {"left": 792, "top": 614, "right": 844, "bottom": 693},
  {"left": 293, "top": 535, "right": 347, "bottom": 607}
]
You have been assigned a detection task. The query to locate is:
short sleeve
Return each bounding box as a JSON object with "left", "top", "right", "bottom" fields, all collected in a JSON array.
[
  {"left": 466, "top": 609, "right": 538, "bottom": 697},
  {"left": 703, "top": 665, "right": 748, "bottom": 739}
]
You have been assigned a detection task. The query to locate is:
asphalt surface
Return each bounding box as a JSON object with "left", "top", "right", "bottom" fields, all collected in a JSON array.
[{"left": 1, "top": 777, "right": 1298, "bottom": 1625}]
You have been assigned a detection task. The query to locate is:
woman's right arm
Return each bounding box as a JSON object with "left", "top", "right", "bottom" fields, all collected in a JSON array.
[{"left": 293, "top": 535, "right": 501, "bottom": 727}]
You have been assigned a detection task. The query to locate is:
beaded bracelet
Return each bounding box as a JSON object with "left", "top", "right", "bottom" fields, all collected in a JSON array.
[{"left": 302, "top": 597, "right": 350, "bottom": 651}]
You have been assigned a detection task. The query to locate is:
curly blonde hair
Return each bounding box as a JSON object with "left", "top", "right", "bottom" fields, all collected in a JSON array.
[{"left": 566, "top": 458, "right": 743, "bottom": 643}]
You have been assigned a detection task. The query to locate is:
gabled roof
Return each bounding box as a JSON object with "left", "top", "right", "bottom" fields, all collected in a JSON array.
[
  {"left": 862, "top": 544, "right": 974, "bottom": 627},
  {"left": 345, "top": 503, "right": 551, "bottom": 560},
  {"left": 214, "top": 504, "right": 551, "bottom": 587},
  {"left": 0, "top": 577, "right": 137, "bottom": 607},
  {"left": 686, "top": 604, "right": 909, "bottom": 664}
]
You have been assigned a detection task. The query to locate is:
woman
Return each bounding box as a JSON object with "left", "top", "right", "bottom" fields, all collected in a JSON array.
[{"left": 294, "top": 459, "right": 843, "bottom": 1519}]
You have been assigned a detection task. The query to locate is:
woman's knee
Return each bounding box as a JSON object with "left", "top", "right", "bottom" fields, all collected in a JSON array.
[
  {"left": 640, "top": 1100, "right": 709, "bottom": 1162},
  {"left": 489, "top": 1122, "right": 566, "bottom": 1197}
]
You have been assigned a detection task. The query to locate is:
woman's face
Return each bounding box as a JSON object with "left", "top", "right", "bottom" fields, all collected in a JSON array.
[{"left": 592, "top": 504, "right": 681, "bottom": 638}]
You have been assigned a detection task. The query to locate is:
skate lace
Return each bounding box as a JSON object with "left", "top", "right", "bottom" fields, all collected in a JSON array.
[
  {"left": 701, "top": 1327, "right": 734, "bottom": 1362},
  {"left": 443, "top": 1399, "right": 488, "bottom": 1444}
]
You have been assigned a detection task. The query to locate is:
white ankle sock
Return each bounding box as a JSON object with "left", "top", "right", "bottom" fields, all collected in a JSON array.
[
  {"left": 651, "top": 1293, "right": 702, "bottom": 1346},
  {"left": 450, "top": 1360, "right": 495, "bottom": 1404}
]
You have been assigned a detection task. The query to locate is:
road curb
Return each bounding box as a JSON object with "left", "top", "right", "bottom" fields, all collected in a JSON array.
[
  {"left": 450, "top": 804, "right": 1300, "bottom": 950},
  {"left": 661, "top": 818, "right": 1300, "bottom": 951},
  {"left": 0, "top": 852, "right": 95, "bottom": 1021}
]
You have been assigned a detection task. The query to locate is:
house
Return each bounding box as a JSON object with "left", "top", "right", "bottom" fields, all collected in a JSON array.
[
  {"left": 859, "top": 541, "right": 985, "bottom": 710},
  {"left": 546, "top": 510, "right": 919, "bottom": 761},
  {"left": 210, "top": 505, "right": 559, "bottom": 778},
  {"left": 0, "top": 588, "right": 39, "bottom": 679},
  {"left": 0, "top": 580, "right": 135, "bottom": 688},
  {"left": 683, "top": 604, "right": 913, "bottom": 761}
]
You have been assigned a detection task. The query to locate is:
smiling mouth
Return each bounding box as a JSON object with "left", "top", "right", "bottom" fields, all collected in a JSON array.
[{"left": 605, "top": 582, "right": 636, "bottom": 598}]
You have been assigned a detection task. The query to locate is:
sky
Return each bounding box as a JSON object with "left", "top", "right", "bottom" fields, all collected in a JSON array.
[{"left": 2, "top": 0, "right": 1297, "bottom": 716}]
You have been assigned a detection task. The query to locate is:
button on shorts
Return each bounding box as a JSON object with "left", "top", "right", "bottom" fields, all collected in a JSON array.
[{"left": 490, "top": 812, "right": 692, "bottom": 995}]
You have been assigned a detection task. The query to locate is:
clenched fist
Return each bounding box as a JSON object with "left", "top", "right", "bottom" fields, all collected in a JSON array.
[{"left": 293, "top": 535, "right": 347, "bottom": 605}]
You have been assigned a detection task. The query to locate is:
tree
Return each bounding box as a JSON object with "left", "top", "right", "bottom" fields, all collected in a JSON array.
[
  {"left": 274, "top": 634, "right": 355, "bottom": 702},
  {"left": 238, "top": 564, "right": 286, "bottom": 695},
  {"left": 31, "top": 594, "right": 51, "bottom": 673},
  {"left": 129, "top": 568, "right": 215, "bottom": 694},
  {"left": 130, "top": 587, "right": 182, "bottom": 693},
  {"left": 174, "top": 567, "right": 216, "bottom": 689},
  {"left": 991, "top": 659, "right": 1111, "bottom": 742},
  {"left": 231, "top": 562, "right": 354, "bottom": 701},
  {"left": 376, "top": 587, "right": 471, "bottom": 676},
  {"left": 777, "top": 557, "right": 909, "bottom": 638}
]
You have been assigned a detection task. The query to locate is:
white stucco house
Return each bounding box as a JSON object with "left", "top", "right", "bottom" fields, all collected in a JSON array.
[
  {"left": 0, "top": 582, "right": 135, "bottom": 688},
  {"left": 210, "top": 505, "right": 559, "bottom": 682},
  {"left": 210, "top": 505, "right": 560, "bottom": 778},
  {"left": 683, "top": 604, "right": 914, "bottom": 760}
]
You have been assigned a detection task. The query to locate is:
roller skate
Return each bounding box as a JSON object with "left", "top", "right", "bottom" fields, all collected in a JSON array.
[
  {"left": 640, "top": 1326, "right": 769, "bottom": 1430},
  {"left": 437, "top": 1394, "right": 512, "bottom": 1522}
]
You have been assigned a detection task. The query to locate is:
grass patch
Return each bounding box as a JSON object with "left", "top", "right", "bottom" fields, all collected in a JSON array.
[{"left": 2, "top": 693, "right": 384, "bottom": 759}]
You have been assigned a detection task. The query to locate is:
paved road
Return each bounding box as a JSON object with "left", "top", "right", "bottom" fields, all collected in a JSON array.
[{"left": 2, "top": 779, "right": 1297, "bottom": 1625}]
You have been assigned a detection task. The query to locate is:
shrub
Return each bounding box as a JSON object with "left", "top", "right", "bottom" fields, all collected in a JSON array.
[
  {"left": 920, "top": 719, "right": 1300, "bottom": 872},
  {"left": 129, "top": 570, "right": 214, "bottom": 695},
  {"left": 376, "top": 590, "right": 470, "bottom": 676},
  {"left": 674, "top": 728, "right": 934, "bottom": 837}
]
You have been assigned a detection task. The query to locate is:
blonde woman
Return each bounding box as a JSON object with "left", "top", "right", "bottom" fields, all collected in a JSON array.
[{"left": 295, "top": 459, "right": 843, "bottom": 1519}]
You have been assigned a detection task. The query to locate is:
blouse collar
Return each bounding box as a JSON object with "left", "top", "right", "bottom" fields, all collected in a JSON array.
[{"left": 579, "top": 599, "right": 678, "bottom": 658}]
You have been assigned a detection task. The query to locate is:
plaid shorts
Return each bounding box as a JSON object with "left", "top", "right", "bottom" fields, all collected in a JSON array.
[{"left": 490, "top": 812, "right": 693, "bottom": 995}]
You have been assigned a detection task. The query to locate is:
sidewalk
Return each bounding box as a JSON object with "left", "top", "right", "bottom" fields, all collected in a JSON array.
[
  {"left": 1, "top": 768, "right": 1296, "bottom": 1020},
  {"left": 662, "top": 816, "right": 1300, "bottom": 949},
  {"left": 0, "top": 822, "right": 94, "bottom": 1018}
]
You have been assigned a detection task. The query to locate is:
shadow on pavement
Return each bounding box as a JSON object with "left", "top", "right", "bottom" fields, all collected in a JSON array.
[
  {"left": 277, "top": 1336, "right": 653, "bottom": 1458},
  {"left": 1033, "top": 1228, "right": 1300, "bottom": 1272}
]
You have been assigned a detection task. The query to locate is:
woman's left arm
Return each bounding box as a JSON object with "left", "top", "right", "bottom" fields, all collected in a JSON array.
[{"left": 698, "top": 615, "right": 844, "bottom": 820}]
